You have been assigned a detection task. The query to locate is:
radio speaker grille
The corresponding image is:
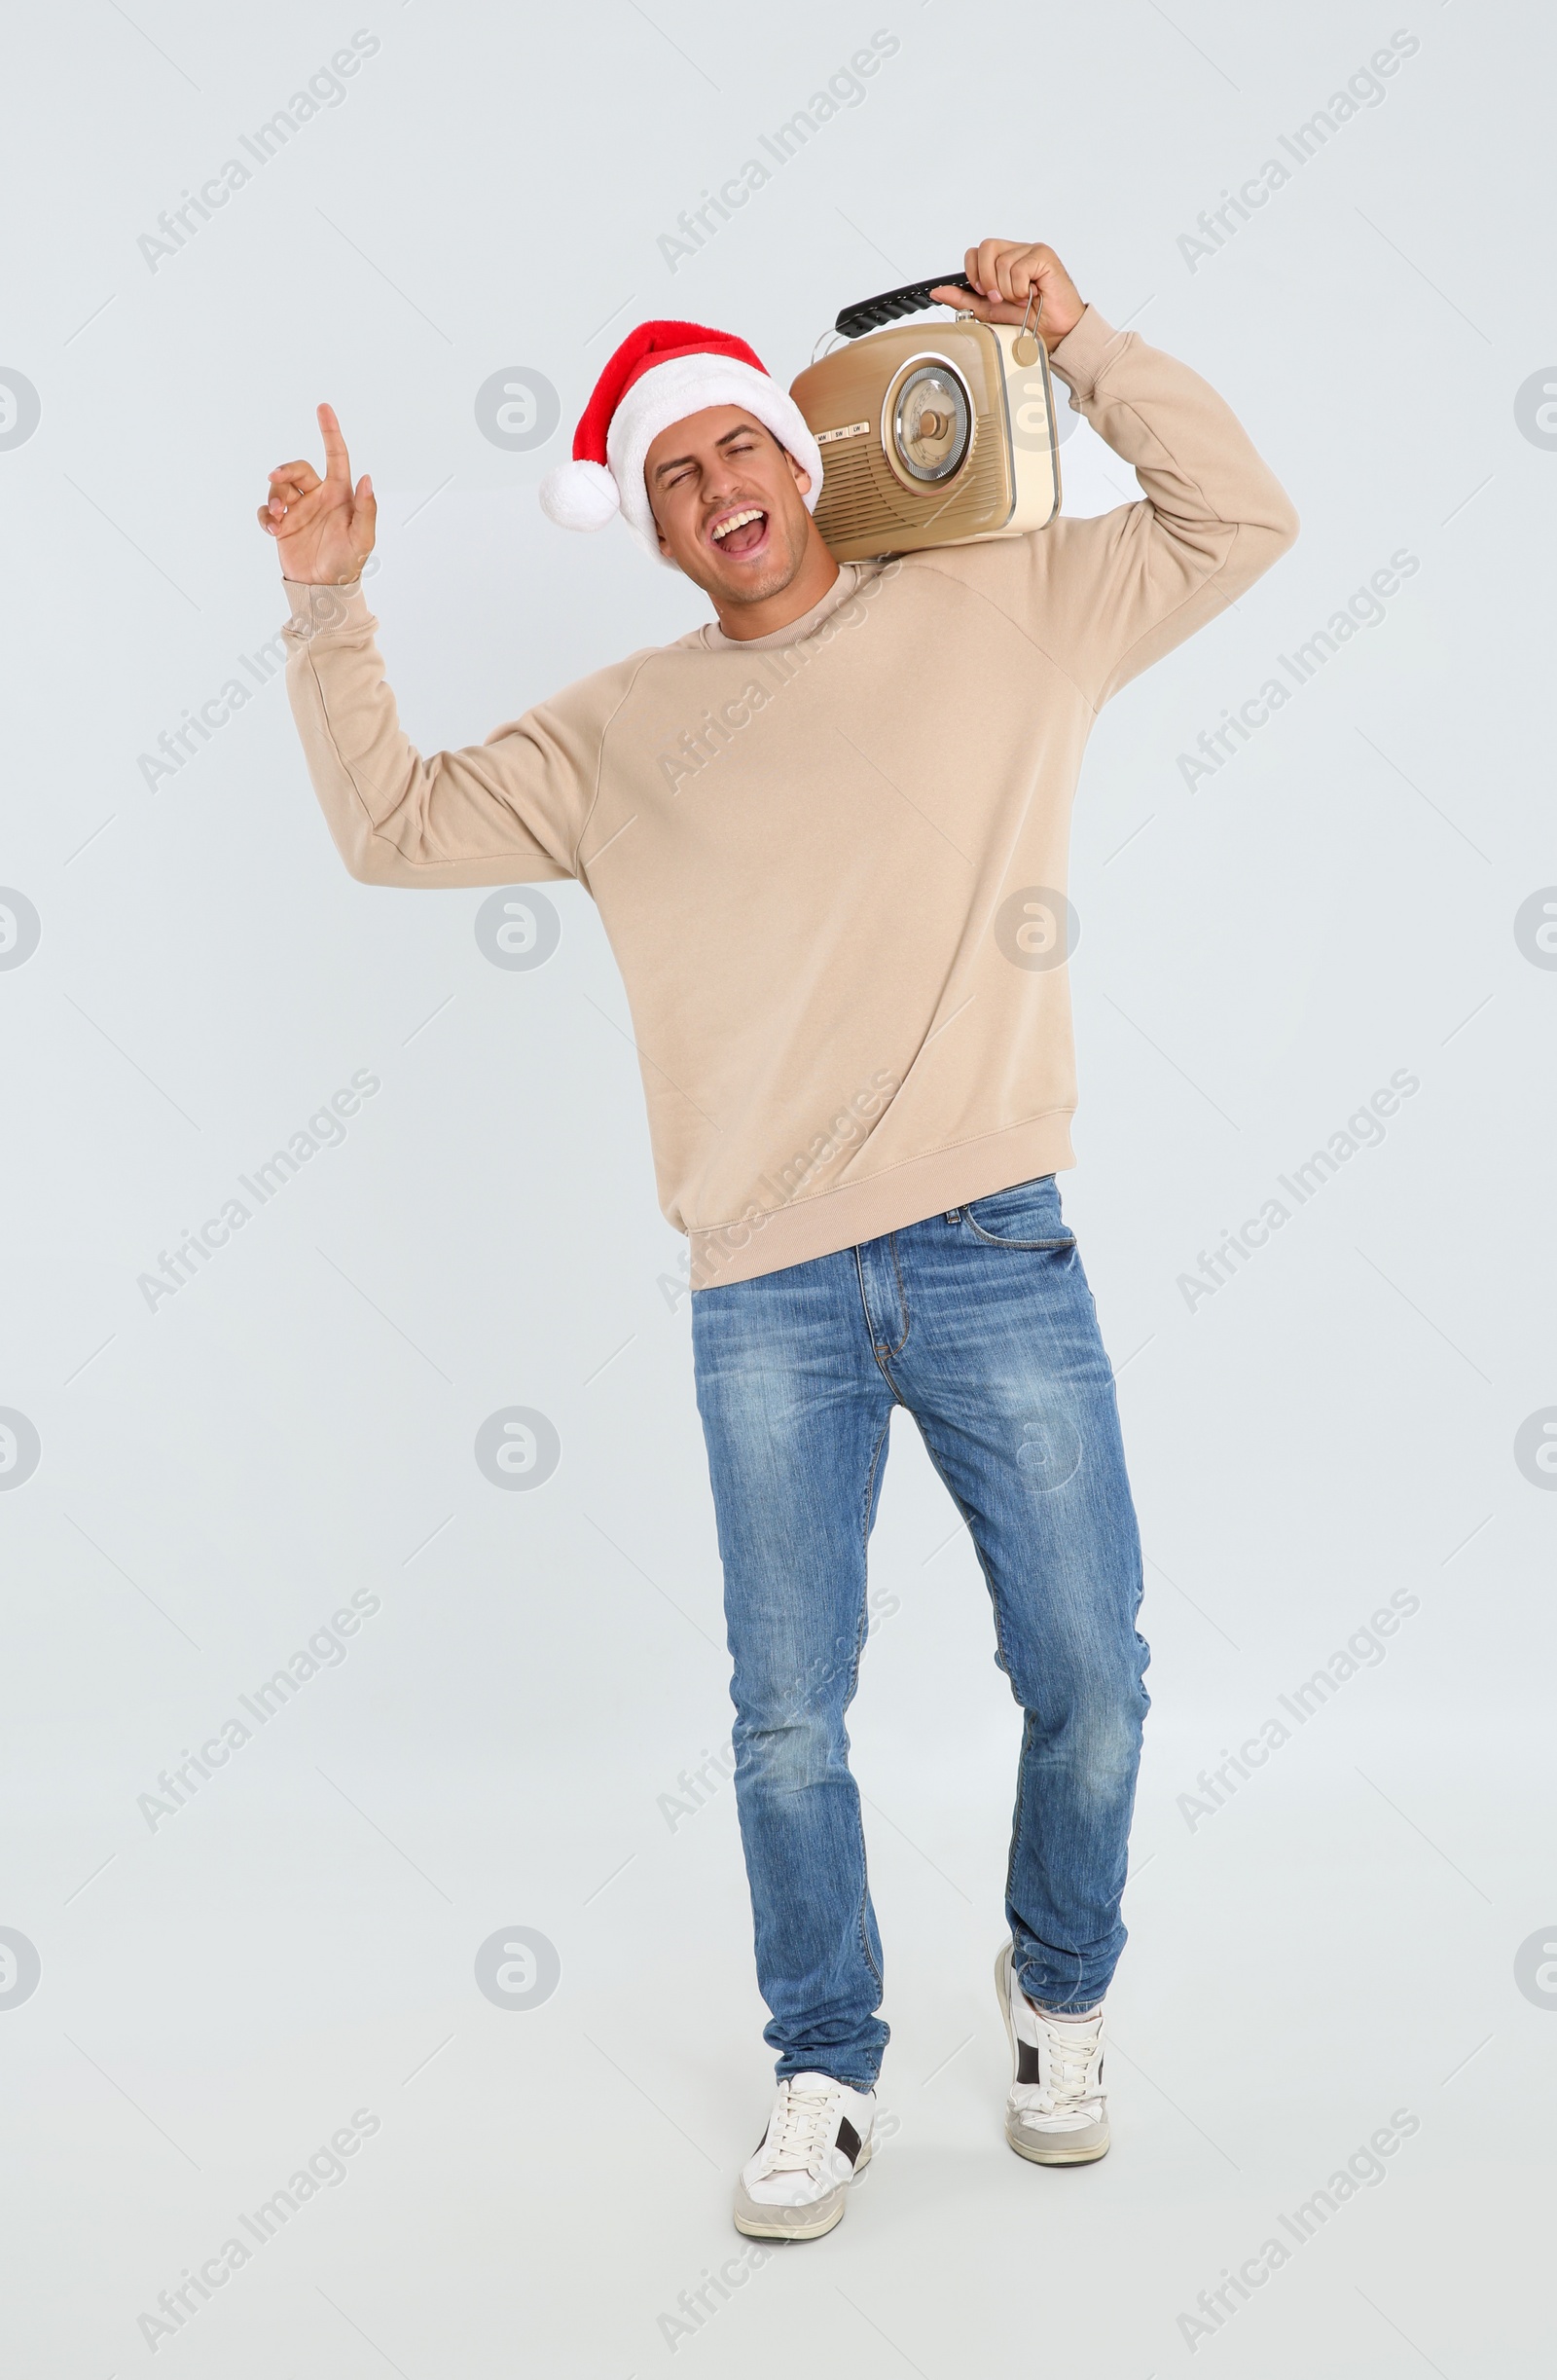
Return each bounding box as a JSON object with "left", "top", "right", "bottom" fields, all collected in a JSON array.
[{"left": 815, "top": 415, "right": 1010, "bottom": 558}]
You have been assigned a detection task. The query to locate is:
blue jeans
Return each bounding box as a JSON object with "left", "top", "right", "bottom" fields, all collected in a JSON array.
[{"left": 691, "top": 1175, "right": 1149, "bottom": 2090}]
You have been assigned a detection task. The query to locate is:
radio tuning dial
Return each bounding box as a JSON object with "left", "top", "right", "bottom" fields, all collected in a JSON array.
[{"left": 890, "top": 363, "right": 971, "bottom": 484}]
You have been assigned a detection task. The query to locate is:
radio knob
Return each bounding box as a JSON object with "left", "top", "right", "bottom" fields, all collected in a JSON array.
[{"left": 890, "top": 364, "right": 971, "bottom": 483}]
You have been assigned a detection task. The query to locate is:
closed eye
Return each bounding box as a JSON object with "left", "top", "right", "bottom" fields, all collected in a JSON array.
[{"left": 662, "top": 434, "right": 762, "bottom": 490}]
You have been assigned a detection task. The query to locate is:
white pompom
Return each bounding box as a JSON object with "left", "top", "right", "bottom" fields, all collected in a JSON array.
[{"left": 538, "top": 459, "right": 620, "bottom": 531}]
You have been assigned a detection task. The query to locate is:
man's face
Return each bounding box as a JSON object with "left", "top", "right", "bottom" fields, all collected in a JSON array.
[{"left": 644, "top": 406, "right": 816, "bottom": 605}]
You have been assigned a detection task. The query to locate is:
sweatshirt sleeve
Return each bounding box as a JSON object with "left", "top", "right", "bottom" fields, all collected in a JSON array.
[
  {"left": 953, "top": 306, "right": 1299, "bottom": 709},
  {"left": 281, "top": 577, "right": 624, "bottom": 888}
]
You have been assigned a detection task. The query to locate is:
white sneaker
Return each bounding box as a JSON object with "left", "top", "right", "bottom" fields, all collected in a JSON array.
[
  {"left": 994, "top": 1943, "right": 1110, "bottom": 2165},
  {"left": 732, "top": 2071, "right": 876, "bottom": 2240}
]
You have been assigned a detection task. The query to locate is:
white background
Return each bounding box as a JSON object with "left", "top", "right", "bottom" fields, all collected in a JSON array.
[{"left": 2, "top": 2, "right": 1554, "bottom": 2372}]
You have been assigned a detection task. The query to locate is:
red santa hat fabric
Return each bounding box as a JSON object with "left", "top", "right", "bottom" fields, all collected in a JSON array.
[{"left": 538, "top": 318, "right": 824, "bottom": 567}]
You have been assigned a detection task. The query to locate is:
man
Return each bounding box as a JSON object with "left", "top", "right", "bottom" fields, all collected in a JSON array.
[{"left": 261, "top": 238, "right": 1297, "bottom": 2241}]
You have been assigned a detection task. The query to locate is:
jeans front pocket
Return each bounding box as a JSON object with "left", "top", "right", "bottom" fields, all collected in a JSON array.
[{"left": 961, "top": 1174, "right": 1076, "bottom": 1250}]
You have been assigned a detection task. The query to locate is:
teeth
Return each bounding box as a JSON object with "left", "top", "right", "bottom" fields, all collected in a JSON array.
[{"left": 712, "top": 507, "right": 764, "bottom": 541}]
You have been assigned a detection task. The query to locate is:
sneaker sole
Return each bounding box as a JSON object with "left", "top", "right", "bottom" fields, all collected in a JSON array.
[
  {"left": 993, "top": 1944, "right": 1110, "bottom": 2167},
  {"left": 732, "top": 2139, "right": 874, "bottom": 2242},
  {"left": 1003, "top": 2114, "right": 1110, "bottom": 2165}
]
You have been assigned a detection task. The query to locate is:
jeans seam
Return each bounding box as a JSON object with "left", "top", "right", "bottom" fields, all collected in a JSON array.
[
  {"left": 860, "top": 1412, "right": 893, "bottom": 1592},
  {"left": 851, "top": 1416, "right": 892, "bottom": 1996},
  {"left": 853, "top": 1243, "right": 912, "bottom": 1382},
  {"left": 884, "top": 1233, "right": 912, "bottom": 1354},
  {"left": 1008, "top": 1708, "right": 1033, "bottom": 1912}
]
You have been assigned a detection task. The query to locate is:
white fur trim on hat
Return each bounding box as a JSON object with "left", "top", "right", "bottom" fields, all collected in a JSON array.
[
  {"left": 538, "top": 458, "right": 620, "bottom": 531},
  {"left": 606, "top": 354, "right": 824, "bottom": 566}
]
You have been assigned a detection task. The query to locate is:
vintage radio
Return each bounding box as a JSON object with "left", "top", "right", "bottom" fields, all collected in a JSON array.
[{"left": 789, "top": 271, "right": 1063, "bottom": 564}]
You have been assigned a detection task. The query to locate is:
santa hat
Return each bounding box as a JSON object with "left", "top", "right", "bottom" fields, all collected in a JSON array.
[{"left": 538, "top": 318, "right": 824, "bottom": 567}]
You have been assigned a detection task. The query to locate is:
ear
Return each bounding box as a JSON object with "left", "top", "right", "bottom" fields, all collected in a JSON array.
[{"left": 782, "top": 446, "right": 813, "bottom": 500}]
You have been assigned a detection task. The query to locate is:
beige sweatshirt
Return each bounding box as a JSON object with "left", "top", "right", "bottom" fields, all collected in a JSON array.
[{"left": 282, "top": 306, "right": 1297, "bottom": 1291}]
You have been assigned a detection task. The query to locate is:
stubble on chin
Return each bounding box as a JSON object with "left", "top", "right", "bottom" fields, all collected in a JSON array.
[{"left": 690, "top": 515, "right": 809, "bottom": 609}]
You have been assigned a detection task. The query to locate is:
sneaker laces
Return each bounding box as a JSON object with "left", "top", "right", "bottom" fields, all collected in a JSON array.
[
  {"left": 768, "top": 2080, "right": 836, "bottom": 2174},
  {"left": 1019, "top": 2014, "right": 1104, "bottom": 2113}
]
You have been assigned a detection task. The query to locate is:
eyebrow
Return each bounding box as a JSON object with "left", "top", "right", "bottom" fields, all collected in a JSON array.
[{"left": 651, "top": 422, "right": 763, "bottom": 483}]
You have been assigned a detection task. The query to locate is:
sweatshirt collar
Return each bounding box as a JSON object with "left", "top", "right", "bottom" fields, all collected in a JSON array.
[{"left": 694, "top": 562, "right": 869, "bottom": 653}]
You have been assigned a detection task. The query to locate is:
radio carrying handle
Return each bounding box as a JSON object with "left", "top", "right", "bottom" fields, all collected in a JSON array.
[
  {"left": 834, "top": 273, "right": 974, "bottom": 340},
  {"left": 831, "top": 273, "right": 1045, "bottom": 367}
]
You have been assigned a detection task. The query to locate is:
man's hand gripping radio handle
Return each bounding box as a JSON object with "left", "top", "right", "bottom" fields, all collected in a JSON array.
[{"left": 929, "top": 240, "right": 1086, "bottom": 353}]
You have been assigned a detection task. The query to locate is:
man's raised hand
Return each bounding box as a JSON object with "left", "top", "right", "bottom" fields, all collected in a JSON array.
[
  {"left": 929, "top": 241, "right": 1086, "bottom": 354},
  {"left": 257, "top": 403, "right": 377, "bottom": 584}
]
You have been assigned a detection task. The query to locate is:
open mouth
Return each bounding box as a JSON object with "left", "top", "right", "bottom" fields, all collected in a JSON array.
[{"left": 708, "top": 505, "right": 769, "bottom": 558}]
